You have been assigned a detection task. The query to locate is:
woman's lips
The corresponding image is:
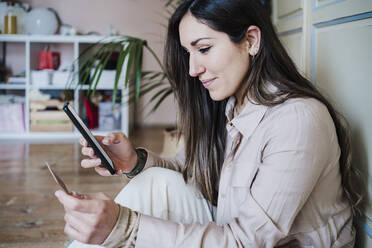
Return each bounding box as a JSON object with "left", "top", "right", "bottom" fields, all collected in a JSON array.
[{"left": 201, "top": 78, "right": 216, "bottom": 88}]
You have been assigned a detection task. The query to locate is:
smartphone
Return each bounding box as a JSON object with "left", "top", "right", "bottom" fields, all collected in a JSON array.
[{"left": 63, "top": 102, "right": 116, "bottom": 175}]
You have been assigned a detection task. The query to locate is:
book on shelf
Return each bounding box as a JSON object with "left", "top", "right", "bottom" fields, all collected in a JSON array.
[{"left": 8, "top": 76, "right": 26, "bottom": 84}]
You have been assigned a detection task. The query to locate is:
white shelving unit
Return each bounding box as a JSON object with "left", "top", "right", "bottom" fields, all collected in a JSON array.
[{"left": 0, "top": 34, "right": 130, "bottom": 140}]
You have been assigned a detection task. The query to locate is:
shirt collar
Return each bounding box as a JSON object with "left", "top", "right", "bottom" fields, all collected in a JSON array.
[
  {"left": 225, "top": 96, "right": 236, "bottom": 121},
  {"left": 225, "top": 96, "right": 268, "bottom": 139}
]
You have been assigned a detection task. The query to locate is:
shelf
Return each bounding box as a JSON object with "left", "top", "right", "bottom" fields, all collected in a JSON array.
[
  {"left": 29, "top": 85, "right": 71, "bottom": 90},
  {"left": 0, "top": 34, "right": 131, "bottom": 140},
  {"left": 0, "top": 84, "right": 26, "bottom": 90},
  {"left": 78, "top": 85, "right": 124, "bottom": 90},
  {"left": 28, "top": 86, "right": 125, "bottom": 90},
  {"left": 91, "top": 129, "right": 123, "bottom": 135},
  {"left": 0, "top": 132, "right": 78, "bottom": 140},
  {"left": 0, "top": 34, "right": 126, "bottom": 44},
  {"left": 0, "top": 130, "right": 126, "bottom": 140}
]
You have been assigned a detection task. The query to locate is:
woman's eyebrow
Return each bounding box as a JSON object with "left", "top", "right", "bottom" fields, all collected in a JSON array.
[{"left": 190, "top": 37, "right": 213, "bottom": 46}]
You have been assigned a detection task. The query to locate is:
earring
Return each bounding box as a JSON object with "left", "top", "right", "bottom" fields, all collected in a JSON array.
[
  {"left": 250, "top": 46, "right": 259, "bottom": 56},
  {"left": 250, "top": 46, "right": 256, "bottom": 56}
]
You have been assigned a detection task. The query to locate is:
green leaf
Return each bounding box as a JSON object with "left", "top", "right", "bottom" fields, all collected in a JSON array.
[
  {"left": 134, "top": 40, "right": 144, "bottom": 102},
  {"left": 148, "top": 87, "right": 171, "bottom": 103},
  {"left": 66, "top": 29, "right": 173, "bottom": 115},
  {"left": 123, "top": 42, "right": 135, "bottom": 89},
  {"left": 148, "top": 88, "right": 173, "bottom": 114},
  {"left": 112, "top": 43, "right": 130, "bottom": 104},
  {"left": 76, "top": 41, "right": 121, "bottom": 91},
  {"left": 147, "top": 71, "right": 164, "bottom": 80},
  {"left": 127, "top": 81, "right": 167, "bottom": 98},
  {"left": 124, "top": 80, "right": 168, "bottom": 105},
  {"left": 91, "top": 45, "right": 117, "bottom": 96}
]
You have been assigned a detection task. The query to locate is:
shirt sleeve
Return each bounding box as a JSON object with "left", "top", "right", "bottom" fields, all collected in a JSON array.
[
  {"left": 101, "top": 206, "right": 140, "bottom": 248},
  {"left": 141, "top": 147, "right": 186, "bottom": 173},
  {"left": 135, "top": 101, "right": 336, "bottom": 247}
]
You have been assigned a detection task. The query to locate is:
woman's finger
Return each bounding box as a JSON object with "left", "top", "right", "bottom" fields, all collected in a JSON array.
[
  {"left": 55, "top": 190, "right": 102, "bottom": 214},
  {"left": 81, "top": 147, "right": 96, "bottom": 157},
  {"left": 94, "top": 166, "right": 112, "bottom": 177},
  {"left": 65, "top": 210, "right": 92, "bottom": 231},
  {"left": 85, "top": 192, "right": 110, "bottom": 200},
  {"left": 71, "top": 191, "right": 87, "bottom": 199},
  {"left": 64, "top": 222, "right": 86, "bottom": 243},
  {"left": 79, "top": 137, "right": 88, "bottom": 147},
  {"left": 81, "top": 158, "right": 101, "bottom": 169}
]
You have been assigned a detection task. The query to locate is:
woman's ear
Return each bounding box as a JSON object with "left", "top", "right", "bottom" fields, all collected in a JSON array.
[{"left": 245, "top": 25, "right": 261, "bottom": 56}]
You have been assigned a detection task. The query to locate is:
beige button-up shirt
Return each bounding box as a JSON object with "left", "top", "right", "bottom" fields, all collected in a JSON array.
[{"left": 106, "top": 97, "right": 355, "bottom": 247}]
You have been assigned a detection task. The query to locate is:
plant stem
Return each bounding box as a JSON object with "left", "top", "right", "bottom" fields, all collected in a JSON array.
[{"left": 144, "top": 43, "right": 166, "bottom": 74}]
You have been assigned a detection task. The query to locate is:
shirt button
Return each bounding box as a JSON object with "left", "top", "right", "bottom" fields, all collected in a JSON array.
[
  {"left": 229, "top": 122, "right": 233, "bottom": 127},
  {"left": 221, "top": 193, "right": 226, "bottom": 198}
]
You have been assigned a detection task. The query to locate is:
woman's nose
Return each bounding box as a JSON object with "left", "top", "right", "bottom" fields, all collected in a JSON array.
[{"left": 189, "top": 55, "right": 204, "bottom": 77}]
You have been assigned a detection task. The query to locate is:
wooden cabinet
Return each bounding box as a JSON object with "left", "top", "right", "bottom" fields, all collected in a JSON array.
[{"left": 0, "top": 34, "right": 130, "bottom": 140}]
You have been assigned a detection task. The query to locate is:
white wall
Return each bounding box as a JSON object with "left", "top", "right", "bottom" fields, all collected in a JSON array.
[{"left": 19, "top": 0, "right": 178, "bottom": 127}]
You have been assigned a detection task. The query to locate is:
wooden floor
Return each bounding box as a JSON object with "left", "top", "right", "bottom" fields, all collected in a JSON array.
[{"left": 0, "top": 128, "right": 165, "bottom": 247}]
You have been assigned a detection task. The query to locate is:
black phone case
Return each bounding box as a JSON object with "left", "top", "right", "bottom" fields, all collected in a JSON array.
[{"left": 63, "top": 102, "right": 116, "bottom": 175}]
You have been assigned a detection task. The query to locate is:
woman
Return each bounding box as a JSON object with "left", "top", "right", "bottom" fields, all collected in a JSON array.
[{"left": 55, "top": 0, "right": 362, "bottom": 247}]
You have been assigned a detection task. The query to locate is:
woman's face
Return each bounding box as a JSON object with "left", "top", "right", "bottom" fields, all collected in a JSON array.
[{"left": 179, "top": 13, "right": 250, "bottom": 101}]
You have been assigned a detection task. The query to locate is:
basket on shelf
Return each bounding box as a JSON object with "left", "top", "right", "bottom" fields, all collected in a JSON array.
[{"left": 30, "top": 99, "right": 74, "bottom": 132}]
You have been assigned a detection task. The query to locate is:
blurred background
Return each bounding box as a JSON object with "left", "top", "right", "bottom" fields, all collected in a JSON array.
[{"left": 0, "top": 0, "right": 371, "bottom": 247}]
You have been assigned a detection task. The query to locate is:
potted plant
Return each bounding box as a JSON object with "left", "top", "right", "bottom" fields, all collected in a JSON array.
[
  {"left": 66, "top": 0, "right": 184, "bottom": 157},
  {"left": 67, "top": 0, "right": 184, "bottom": 113}
]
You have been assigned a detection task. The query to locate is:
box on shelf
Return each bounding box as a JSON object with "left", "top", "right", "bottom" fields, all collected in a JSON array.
[
  {"left": 7, "top": 76, "right": 26, "bottom": 84},
  {"left": 30, "top": 100, "right": 74, "bottom": 132},
  {"left": 30, "top": 99, "right": 65, "bottom": 111},
  {"left": 0, "top": 103, "right": 25, "bottom": 132},
  {"left": 31, "top": 70, "right": 53, "bottom": 86},
  {"left": 99, "top": 102, "right": 121, "bottom": 130},
  {"left": 52, "top": 71, "right": 70, "bottom": 86},
  {"left": 31, "top": 70, "right": 70, "bottom": 87},
  {"left": 90, "top": 70, "right": 125, "bottom": 88},
  {"left": 30, "top": 111, "right": 73, "bottom": 132}
]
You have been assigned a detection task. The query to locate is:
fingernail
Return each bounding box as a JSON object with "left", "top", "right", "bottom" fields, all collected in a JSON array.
[
  {"left": 95, "top": 158, "right": 101, "bottom": 164},
  {"left": 55, "top": 190, "right": 61, "bottom": 197},
  {"left": 72, "top": 192, "right": 85, "bottom": 199},
  {"left": 102, "top": 138, "right": 109, "bottom": 145}
]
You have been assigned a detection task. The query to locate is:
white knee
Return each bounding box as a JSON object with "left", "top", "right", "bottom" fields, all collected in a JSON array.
[{"left": 114, "top": 167, "right": 212, "bottom": 224}]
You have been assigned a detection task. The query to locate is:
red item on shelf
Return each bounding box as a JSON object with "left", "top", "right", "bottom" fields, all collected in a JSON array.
[
  {"left": 38, "top": 51, "right": 61, "bottom": 70},
  {"left": 83, "top": 97, "right": 98, "bottom": 129}
]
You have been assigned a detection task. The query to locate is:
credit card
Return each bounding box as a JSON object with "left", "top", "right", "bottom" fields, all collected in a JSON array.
[{"left": 45, "top": 161, "right": 70, "bottom": 194}]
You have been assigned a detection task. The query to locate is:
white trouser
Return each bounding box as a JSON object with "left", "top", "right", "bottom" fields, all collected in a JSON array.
[{"left": 68, "top": 167, "right": 213, "bottom": 248}]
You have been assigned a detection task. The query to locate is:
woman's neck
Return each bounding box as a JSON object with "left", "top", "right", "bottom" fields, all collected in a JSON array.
[{"left": 234, "top": 95, "right": 249, "bottom": 117}]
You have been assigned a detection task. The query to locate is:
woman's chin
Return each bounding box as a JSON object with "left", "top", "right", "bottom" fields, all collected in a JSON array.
[{"left": 209, "top": 91, "right": 229, "bottom": 102}]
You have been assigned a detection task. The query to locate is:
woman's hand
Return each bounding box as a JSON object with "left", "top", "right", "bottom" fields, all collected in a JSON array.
[
  {"left": 80, "top": 132, "right": 138, "bottom": 176},
  {"left": 55, "top": 190, "right": 120, "bottom": 245}
]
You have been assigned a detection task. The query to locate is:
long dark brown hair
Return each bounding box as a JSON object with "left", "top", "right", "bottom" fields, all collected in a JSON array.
[{"left": 164, "top": 0, "right": 363, "bottom": 210}]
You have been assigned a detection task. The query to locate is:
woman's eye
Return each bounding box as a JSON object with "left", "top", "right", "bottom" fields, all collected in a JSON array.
[{"left": 199, "top": 46, "right": 211, "bottom": 54}]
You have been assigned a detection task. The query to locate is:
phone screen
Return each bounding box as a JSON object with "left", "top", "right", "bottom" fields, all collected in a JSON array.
[{"left": 63, "top": 102, "right": 116, "bottom": 175}]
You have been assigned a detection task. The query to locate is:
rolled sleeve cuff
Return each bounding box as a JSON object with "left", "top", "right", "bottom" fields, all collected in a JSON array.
[{"left": 101, "top": 206, "right": 140, "bottom": 248}]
